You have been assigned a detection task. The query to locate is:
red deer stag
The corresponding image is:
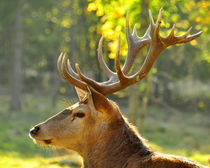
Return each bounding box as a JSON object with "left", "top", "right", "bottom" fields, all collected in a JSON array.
[{"left": 29, "top": 9, "right": 208, "bottom": 168}]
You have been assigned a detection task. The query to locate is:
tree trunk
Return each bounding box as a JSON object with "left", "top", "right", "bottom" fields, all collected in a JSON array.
[
  {"left": 10, "top": 0, "right": 24, "bottom": 111},
  {"left": 128, "top": 0, "right": 150, "bottom": 128},
  {"left": 138, "top": 0, "right": 151, "bottom": 134},
  {"left": 139, "top": 75, "right": 152, "bottom": 133},
  {"left": 128, "top": 85, "right": 139, "bottom": 125},
  {"left": 51, "top": 50, "right": 61, "bottom": 107}
]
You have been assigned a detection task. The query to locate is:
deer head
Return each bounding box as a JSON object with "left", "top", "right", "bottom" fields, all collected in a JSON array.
[
  {"left": 29, "top": 9, "right": 202, "bottom": 157},
  {"left": 29, "top": 86, "right": 122, "bottom": 153}
]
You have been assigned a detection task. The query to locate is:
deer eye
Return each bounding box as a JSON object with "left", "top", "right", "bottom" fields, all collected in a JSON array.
[
  {"left": 83, "top": 98, "right": 88, "bottom": 104},
  {"left": 75, "top": 112, "right": 85, "bottom": 118}
]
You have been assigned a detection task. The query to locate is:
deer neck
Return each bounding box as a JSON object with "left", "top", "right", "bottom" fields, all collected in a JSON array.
[{"left": 81, "top": 117, "right": 152, "bottom": 168}]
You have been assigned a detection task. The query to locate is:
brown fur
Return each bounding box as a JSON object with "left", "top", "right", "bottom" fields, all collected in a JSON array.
[
  {"left": 30, "top": 89, "right": 209, "bottom": 168},
  {"left": 82, "top": 113, "right": 207, "bottom": 168}
]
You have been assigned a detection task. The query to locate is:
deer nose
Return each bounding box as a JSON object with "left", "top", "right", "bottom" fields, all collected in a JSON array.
[{"left": 30, "top": 126, "right": 40, "bottom": 136}]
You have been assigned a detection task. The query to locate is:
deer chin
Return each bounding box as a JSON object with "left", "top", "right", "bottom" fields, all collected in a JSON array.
[{"left": 31, "top": 137, "right": 54, "bottom": 146}]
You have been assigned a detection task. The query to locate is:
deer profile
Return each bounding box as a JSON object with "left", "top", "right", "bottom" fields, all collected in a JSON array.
[{"left": 29, "top": 9, "right": 208, "bottom": 168}]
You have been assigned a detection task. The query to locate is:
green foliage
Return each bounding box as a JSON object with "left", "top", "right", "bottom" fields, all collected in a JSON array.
[{"left": 1, "top": 0, "right": 210, "bottom": 94}]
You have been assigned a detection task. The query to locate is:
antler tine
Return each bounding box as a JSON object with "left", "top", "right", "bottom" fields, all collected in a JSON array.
[
  {"left": 97, "top": 35, "right": 115, "bottom": 78},
  {"left": 169, "top": 24, "right": 176, "bottom": 37},
  {"left": 154, "top": 8, "right": 163, "bottom": 36},
  {"left": 74, "top": 63, "right": 108, "bottom": 93},
  {"left": 57, "top": 52, "right": 88, "bottom": 91},
  {"left": 183, "top": 31, "right": 203, "bottom": 43},
  {"left": 122, "top": 12, "right": 151, "bottom": 74},
  {"left": 66, "top": 59, "right": 80, "bottom": 78},
  {"left": 57, "top": 52, "right": 64, "bottom": 75},
  {"left": 115, "top": 35, "right": 127, "bottom": 82},
  {"left": 149, "top": 10, "right": 155, "bottom": 26},
  {"left": 179, "top": 26, "right": 192, "bottom": 38},
  {"left": 59, "top": 52, "right": 67, "bottom": 79}
]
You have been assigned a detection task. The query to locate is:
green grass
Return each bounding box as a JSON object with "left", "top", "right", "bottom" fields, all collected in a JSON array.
[
  {"left": 0, "top": 152, "right": 82, "bottom": 168},
  {"left": 0, "top": 94, "right": 209, "bottom": 167}
]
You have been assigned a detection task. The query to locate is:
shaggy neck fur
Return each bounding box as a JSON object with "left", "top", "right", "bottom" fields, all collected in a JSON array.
[{"left": 82, "top": 117, "right": 152, "bottom": 168}]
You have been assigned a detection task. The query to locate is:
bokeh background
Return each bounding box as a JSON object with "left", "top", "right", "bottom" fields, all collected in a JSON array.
[{"left": 0, "top": 0, "right": 210, "bottom": 167}]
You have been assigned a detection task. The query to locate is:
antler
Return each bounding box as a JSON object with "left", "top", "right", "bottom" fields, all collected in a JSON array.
[{"left": 58, "top": 8, "right": 202, "bottom": 95}]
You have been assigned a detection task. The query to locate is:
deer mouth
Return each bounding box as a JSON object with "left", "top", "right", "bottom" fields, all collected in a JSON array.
[
  {"left": 43, "top": 139, "right": 53, "bottom": 144},
  {"left": 31, "top": 137, "right": 54, "bottom": 145}
]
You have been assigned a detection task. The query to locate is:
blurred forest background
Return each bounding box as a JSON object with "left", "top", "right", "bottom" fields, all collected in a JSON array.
[{"left": 0, "top": 0, "right": 210, "bottom": 167}]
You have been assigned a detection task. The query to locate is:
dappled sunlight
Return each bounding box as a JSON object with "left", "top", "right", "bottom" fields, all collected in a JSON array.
[
  {"left": 147, "top": 142, "right": 210, "bottom": 166},
  {"left": 190, "top": 153, "right": 210, "bottom": 166},
  {"left": 1, "top": 147, "right": 209, "bottom": 167},
  {"left": 0, "top": 152, "right": 82, "bottom": 168}
]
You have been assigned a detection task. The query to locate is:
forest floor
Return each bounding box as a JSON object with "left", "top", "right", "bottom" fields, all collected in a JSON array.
[{"left": 0, "top": 94, "right": 209, "bottom": 168}]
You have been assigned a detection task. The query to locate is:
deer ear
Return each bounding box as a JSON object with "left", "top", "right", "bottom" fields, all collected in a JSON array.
[
  {"left": 88, "top": 87, "right": 114, "bottom": 115},
  {"left": 75, "top": 87, "right": 88, "bottom": 101},
  {"left": 75, "top": 86, "right": 114, "bottom": 115}
]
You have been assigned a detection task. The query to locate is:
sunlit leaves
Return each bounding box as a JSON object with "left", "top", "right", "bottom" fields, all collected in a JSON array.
[
  {"left": 11, "top": 0, "right": 210, "bottom": 89},
  {"left": 111, "top": 7, "right": 125, "bottom": 18},
  {"left": 61, "top": 19, "right": 71, "bottom": 28},
  {"left": 87, "top": 1, "right": 104, "bottom": 16},
  {"left": 190, "top": 40, "right": 197, "bottom": 46},
  {"left": 87, "top": 3, "right": 97, "bottom": 12},
  {"left": 87, "top": 1, "right": 131, "bottom": 60}
]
